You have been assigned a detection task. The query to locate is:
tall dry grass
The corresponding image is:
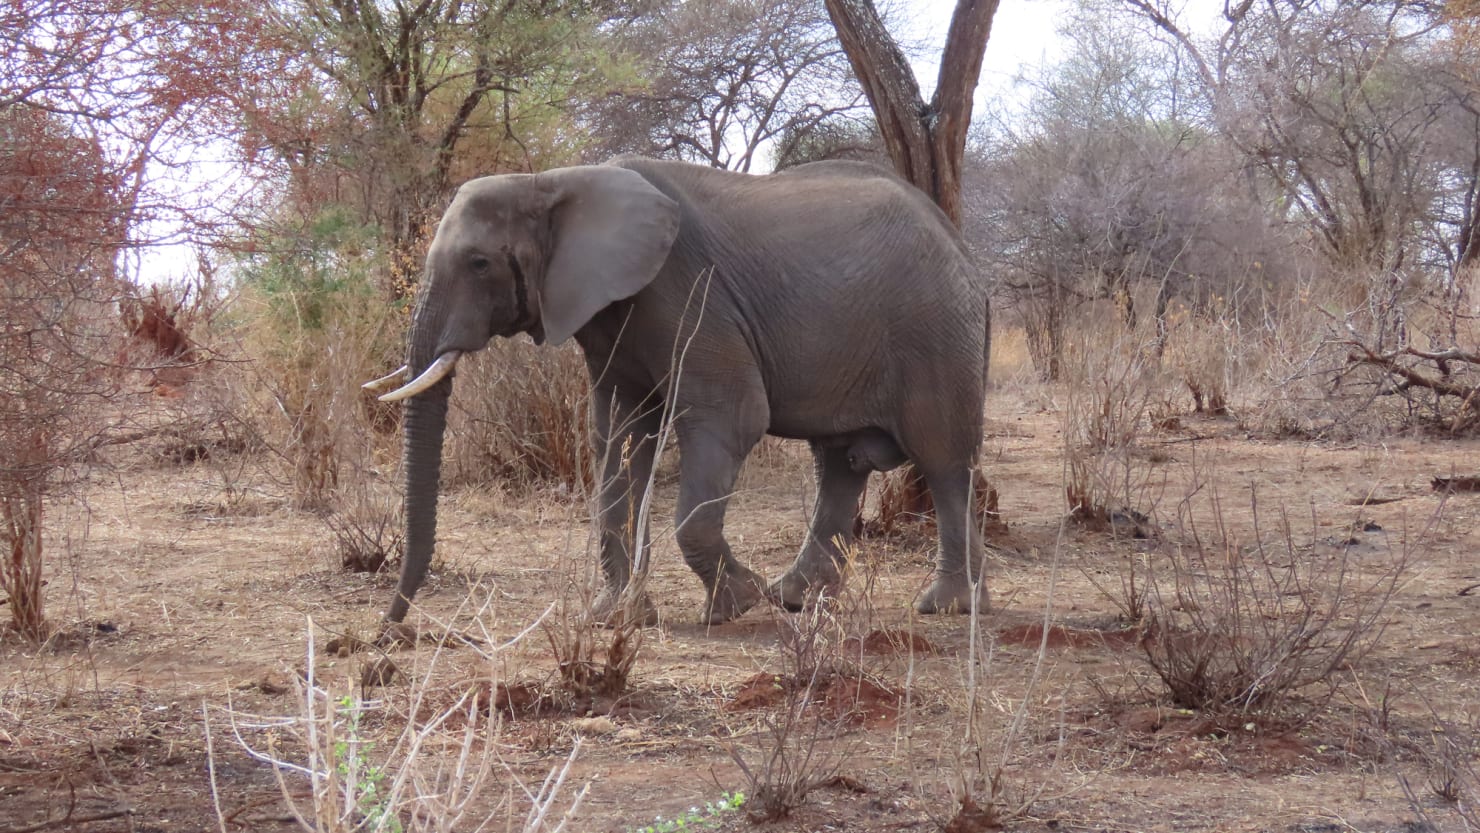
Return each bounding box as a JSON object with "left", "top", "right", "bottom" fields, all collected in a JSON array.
[{"left": 442, "top": 341, "right": 593, "bottom": 494}]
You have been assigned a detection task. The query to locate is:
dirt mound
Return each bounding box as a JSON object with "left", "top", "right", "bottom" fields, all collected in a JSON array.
[
  {"left": 996, "top": 621, "right": 1141, "bottom": 650},
  {"left": 843, "top": 627, "right": 937, "bottom": 656},
  {"left": 727, "top": 671, "right": 900, "bottom": 728}
]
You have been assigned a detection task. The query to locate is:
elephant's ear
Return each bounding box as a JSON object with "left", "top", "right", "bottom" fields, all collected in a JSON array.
[{"left": 539, "top": 166, "right": 680, "bottom": 346}]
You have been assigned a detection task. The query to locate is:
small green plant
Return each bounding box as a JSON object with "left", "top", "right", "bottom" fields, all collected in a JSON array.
[
  {"left": 332, "top": 694, "right": 402, "bottom": 833},
  {"left": 629, "top": 792, "right": 745, "bottom": 833}
]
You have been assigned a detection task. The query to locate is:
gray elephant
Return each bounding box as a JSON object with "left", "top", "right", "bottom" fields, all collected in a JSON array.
[{"left": 366, "top": 156, "right": 990, "bottom": 627}]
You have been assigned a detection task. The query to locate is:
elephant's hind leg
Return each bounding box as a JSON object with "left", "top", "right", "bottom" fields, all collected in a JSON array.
[
  {"left": 914, "top": 463, "right": 990, "bottom": 614},
  {"left": 674, "top": 419, "right": 770, "bottom": 624},
  {"left": 773, "top": 442, "right": 870, "bottom": 610}
]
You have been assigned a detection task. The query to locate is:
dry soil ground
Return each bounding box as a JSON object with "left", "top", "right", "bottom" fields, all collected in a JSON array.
[{"left": 2, "top": 383, "right": 1479, "bottom": 833}]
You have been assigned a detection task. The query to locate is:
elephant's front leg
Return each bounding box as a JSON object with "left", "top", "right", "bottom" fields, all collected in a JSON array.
[
  {"left": 590, "top": 389, "right": 661, "bottom": 627},
  {"left": 673, "top": 421, "right": 770, "bottom": 624},
  {"left": 773, "top": 443, "right": 870, "bottom": 610}
]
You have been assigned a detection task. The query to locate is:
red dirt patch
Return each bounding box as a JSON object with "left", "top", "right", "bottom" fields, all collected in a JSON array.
[
  {"left": 726, "top": 671, "right": 900, "bottom": 728},
  {"left": 843, "top": 627, "right": 937, "bottom": 656},
  {"left": 996, "top": 621, "right": 1140, "bottom": 650}
]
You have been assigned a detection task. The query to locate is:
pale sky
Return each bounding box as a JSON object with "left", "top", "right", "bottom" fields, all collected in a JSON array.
[{"left": 906, "top": 0, "right": 1072, "bottom": 104}]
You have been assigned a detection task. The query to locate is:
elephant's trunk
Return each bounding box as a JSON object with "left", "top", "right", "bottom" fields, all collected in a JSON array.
[{"left": 386, "top": 377, "right": 451, "bottom": 623}]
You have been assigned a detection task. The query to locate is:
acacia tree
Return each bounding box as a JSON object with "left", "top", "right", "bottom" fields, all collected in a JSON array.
[
  {"left": 213, "top": 0, "right": 629, "bottom": 299},
  {"left": 1116, "top": 0, "right": 1480, "bottom": 428},
  {"left": 1121, "top": 0, "right": 1457, "bottom": 343},
  {"left": 978, "top": 8, "right": 1286, "bottom": 382}
]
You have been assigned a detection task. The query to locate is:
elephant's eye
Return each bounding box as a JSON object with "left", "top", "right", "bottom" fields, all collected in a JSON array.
[{"left": 469, "top": 255, "right": 491, "bottom": 272}]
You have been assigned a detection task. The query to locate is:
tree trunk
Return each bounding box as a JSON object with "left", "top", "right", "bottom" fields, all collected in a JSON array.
[
  {"left": 824, "top": 0, "right": 1000, "bottom": 526},
  {"left": 822, "top": 0, "right": 999, "bottom": 226}
]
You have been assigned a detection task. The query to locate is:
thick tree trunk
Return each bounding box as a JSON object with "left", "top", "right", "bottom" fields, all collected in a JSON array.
[{"left": 822, "top": 0, "right": 999, "bottom": 226}]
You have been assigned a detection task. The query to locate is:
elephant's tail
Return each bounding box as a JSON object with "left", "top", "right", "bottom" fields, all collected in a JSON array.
[{"left": 982, "top": 294, "right": 992, "bottom": 391}]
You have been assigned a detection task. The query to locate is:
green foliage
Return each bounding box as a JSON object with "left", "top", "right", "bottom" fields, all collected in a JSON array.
[
  {"left": 332, "top": 694, "right": 403, "bottom": 833},
  {"left": 239, "top": 205, "right": 390, "bottom": 330},
  {"left": 628, "top": 792, "right": 745, "bottom": 833},
  {"left": 234, "top": 204, "right": 402, "bottom": 510}
]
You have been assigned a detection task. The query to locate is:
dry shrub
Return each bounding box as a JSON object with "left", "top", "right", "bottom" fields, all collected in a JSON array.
[
  {"left": 1019, "top": 295, "right": 1068, "bottom": 382},
  {"left": 1135, "top": 488, "right": 1405, "bottom": 724},
  {"left": 1397, "top": 706, "right": 1480, "bottom": 831},
  {"left": 326, "top": 480, "right": 403, "bottom": 574},
  {"left": 727, "top": 604, "right": 860, "bottom": 822},
  {"left": 543, "top": 584, "right": 645, "bottom": 701},
  {"left": 537, "top": 385, "right": 669, "bottom": 704},
  {"left": 866, "top": 468, "right": 1001, "bottom": 539},
  {"left": 925, "top": 533, "right": 1069, "bottom": 831},
  {"left": 216, "top": 615, "right": 591, "bottom": 833},
  {"left": 986, "top": 324, "right": 1036, "bottom": 385},
  {"left": 234, "top": 209, "right": 403, "bottom": 513},
  {"left": 443, "top": 341, "right": 592, "bottom": 493},
  {"left": 1059, "top": 317, "right": 1167, "bottom": 531},
  {"left": 1161, "top": 299, "right": 1237, "bottom": 416},
  {"left": 1238, "top": 266, "right": 1480, "bottom": 439}
]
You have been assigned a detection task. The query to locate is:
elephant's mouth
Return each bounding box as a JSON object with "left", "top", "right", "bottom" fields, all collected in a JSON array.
[{"left": 503, "top": 251, "right": 541, "bottom": 342}]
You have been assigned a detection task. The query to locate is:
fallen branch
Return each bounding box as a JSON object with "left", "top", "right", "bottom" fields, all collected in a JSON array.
[
  {"left": 1343, "top": 340, "right": 1480, "bottom": 431},
  {"left": 1346, "top": 343, "right": 1480, "bottom": 402},
  {"left": 1, "top": 807, "right": 134, "bottom": 833}
]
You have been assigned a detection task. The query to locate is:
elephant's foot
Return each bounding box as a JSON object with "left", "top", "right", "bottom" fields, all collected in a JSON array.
[
  {"left": 375, "top": 620, "right": 420, "bottom": 649},
  {"left": 771, "top": 559, "right": 843, "bottom": 612},
  {"left": 915, "top": 572, "right": 991, "bottom": 615},
  {"left": 590, "top": 584, "right": 660, "bottom": 628},
  {"left": 702, "top": 564, "right": 770, "bottom": 625}
]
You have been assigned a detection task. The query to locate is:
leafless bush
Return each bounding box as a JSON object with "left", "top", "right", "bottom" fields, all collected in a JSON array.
[
  {"left": 1337, "top": 323, "right": 1480, "bottom": 435},
  {"left": 326, "top": 480, "right": 403, "bottom": 574},
  {"left": 864, "top": 467, "right": 1002, "bottom": 541},
  {"left": 1135, "top": 489, "right": 1405, "bottom": 724},
  {"left": 1399, "top": 707, "right": 1480, "bottom": 831},
  {"left": 215, "top": 617, "right": 590, "bottom": 833},
  {"left": 443, "top": 342, "right": 592, "bottom": 494},
  {"left": 928, "top": 497, "right": 1070, "bottom": 831},
  {"left": 1060, "top": 317, "right": 1166, "bottom": 534},
  {"left": 542, "top": 577, "right": 646, "bottom": 702},
  {"left": 1161, "top": 300, "right": 1238, "bottom": 416},
  {"left": 727, "top": 604, "right": 861, "bottom": 822}
]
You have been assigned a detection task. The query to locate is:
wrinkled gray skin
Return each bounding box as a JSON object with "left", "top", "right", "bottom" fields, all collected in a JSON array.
[{"left": 385, "top": 157, "right": 990, "bottom": 627}]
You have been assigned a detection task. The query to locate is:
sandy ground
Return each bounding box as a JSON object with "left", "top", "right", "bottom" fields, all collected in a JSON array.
[{"left": 1, "top": 381, "right": 1478, "bottom": 833}]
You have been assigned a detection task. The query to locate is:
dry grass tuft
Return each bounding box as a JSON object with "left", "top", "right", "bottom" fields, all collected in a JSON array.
[{"left": 727, "top": 603, "right": 865, "bottom": 821}]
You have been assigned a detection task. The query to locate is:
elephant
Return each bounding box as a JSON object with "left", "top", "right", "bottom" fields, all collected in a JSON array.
[{"left": 366, "top": 156, "right": 991, "bottom": 628}]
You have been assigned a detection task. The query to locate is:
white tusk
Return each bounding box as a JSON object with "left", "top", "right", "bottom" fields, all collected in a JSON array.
[
  {"left": 362, "top": 365, "right": 409, "bottom": 392},
  {"left": 378, "top": 352, "right": 461, "bottom": 402}
]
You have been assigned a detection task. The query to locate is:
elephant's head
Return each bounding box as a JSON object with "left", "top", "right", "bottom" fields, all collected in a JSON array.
[{"left": 367, "top": 165, "right": 681, "bottom": 624}]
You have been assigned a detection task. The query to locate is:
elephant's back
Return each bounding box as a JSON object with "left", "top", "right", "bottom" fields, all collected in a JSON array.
[{"left": 606, "top": 156, "right": 987, "bottom": 437}]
